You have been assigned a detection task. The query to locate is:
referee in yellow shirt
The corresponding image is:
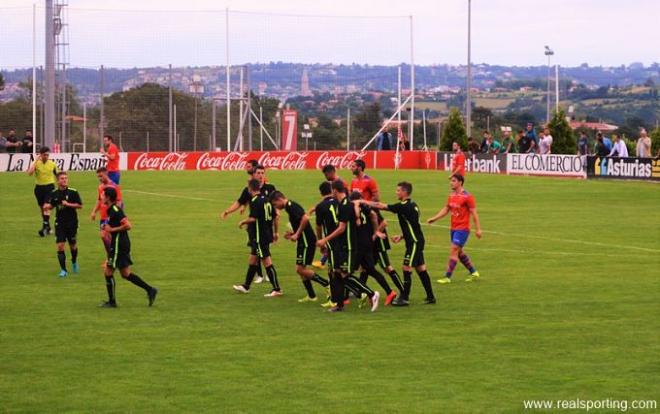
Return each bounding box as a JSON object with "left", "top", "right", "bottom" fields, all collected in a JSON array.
[{"left": 27, "top": 147, "right": 58, "bottom": 237}]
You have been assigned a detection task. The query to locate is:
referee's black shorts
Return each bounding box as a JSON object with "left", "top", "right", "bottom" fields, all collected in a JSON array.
[
  {"left": 34, "top": 184, "right": 54, "bottom": 207},
  {"left": 55, "top": 223, "right": 77, "bottom": 244}
]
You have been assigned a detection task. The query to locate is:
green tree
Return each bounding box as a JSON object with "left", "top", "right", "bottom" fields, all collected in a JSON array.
[
  {"left": 650, "top": 127, "right": 660, "bottom": 157},
  {"left": 440, "top": 107, "right": 467, "bottom": 151},
  {"left": 547, "top": 109, "right": 575, "bottom": 154},
  {"left": 0, "top": 73, "right": 4, "bottom": 90},
  {"left": 352, "top": 102, "right": 382, "bottom": 149}
]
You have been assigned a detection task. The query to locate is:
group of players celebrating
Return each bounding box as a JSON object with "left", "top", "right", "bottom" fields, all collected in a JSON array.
[
  {"left": 28, "top": 139, "right": 158, "bottom": 308},
  {"left": 28, "top": 142, "right": 481, "bottom": 313},
  {"left": 222, "top": 158, "right": 482, "bottom": 313}
]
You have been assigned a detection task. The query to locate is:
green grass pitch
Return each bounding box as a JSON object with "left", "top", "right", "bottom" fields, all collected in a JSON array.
[{"left": 1, "top": 170, "right": 658, "bottom": 413}]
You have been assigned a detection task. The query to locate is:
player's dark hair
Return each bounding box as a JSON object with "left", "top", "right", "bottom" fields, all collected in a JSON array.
[
  {"left": 349, "top": 191, "right": 362, "bottom": 201},
  {"left": 254, "top": 164, "right": 265, "bottom": 172},
  {"left": 247, "top": 159, "right": 259, "bottom": 167},
  {"left": 353, "top": 159, "right": 366, "bottom": 171},
  {"left": 104, "top": 186, "right": 118, "bottom": 202},
  {"left": 56, "top": 171, "right": 67, "bottom": 178},
  {"left": 248, "top": 179, "right": 261, "bottom": 192},
  {"left": 319, "top": 181, "right": 332, "bottom": 196},
  {"left": 331, "top": 179, "right": 346, "bottom": 194},
  {"left": 39, "top": 146, "right": 50, "bottom": 154},
  {"left": 322, "top": 164, "right": 336, "bottom": 174},
  {"left": 450, "top": 174, "right": 465, "bottom": 184},
  {"left": 103, "top": 134, "right": 114, "bottom": 142},
  {"left": 269, "top": 191, "right": 285, "bottom": 202},
  {"left": 96, "top": 167, "right": 107, "bottom": 173},
  {"left": 397, "top": 181, "right": 413, "bottom": 195}
]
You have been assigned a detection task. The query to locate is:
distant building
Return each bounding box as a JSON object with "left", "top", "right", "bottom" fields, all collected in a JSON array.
[
  {"left": 569, "top": 121, "right": 618, "bottom": 132},
  {"left": 301, "top": 68, "right": 312, "bottom": 97}
]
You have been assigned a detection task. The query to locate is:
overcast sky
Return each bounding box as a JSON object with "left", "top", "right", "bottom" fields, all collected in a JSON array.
[{"left": 1, "top": 0, "right": 658, "bottom": 69}]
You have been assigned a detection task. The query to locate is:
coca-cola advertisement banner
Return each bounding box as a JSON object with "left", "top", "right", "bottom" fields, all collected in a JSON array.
[{"left": 125, "top": 151, "right": 436, "bottom": 171}]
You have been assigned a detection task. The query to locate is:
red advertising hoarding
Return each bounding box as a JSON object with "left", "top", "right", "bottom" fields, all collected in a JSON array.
[
  {"left": 281, "top": 110, "right": 298, "bottom": 151},
  {"left": 125, "top": 150, "right": 437, "bottom": 171}
]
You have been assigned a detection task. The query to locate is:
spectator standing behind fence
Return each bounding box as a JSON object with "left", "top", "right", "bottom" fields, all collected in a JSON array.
[
  {"left": 376, "top": 129, "right": 392, "bottom": 150},
  {"left": 636, "top": 129, "right": 652, "bottom": 158},
  {"left": 100, "top": 135, "right": 121, "bottom": 184},
  {"left": 5, "top": 129, "right": 21, "bottom": 153},
  {"left": 517, "top": 130, "right": 532, "bottom": 154},
  {"left": 577, "top": 131, "right": 589, "bottom": 155},
  {"left": 501, "top": 129, "right": 515, "bottom": 154},
  {"left": 594, "top": 135, "right": 609, "bottom": 157},
  {"left": 608, "top": 134, "right": 628, "bottom": 157},
  {"left": 467, "top": 136, "right": 480, "bottom": 156},
  {"left": 539, "top": 128, "right": 553, "bottom": 154},
  {"left": 21, "top": 130, "right": 34, "bottom": 153},
  {"left": 524, "top": 123, "right": 538, "bottom": 151},
  {"left": 482, "top": 131, "right": 501, "bottom": 154}
]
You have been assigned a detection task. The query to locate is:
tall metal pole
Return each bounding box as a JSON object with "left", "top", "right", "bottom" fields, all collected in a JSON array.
[
  {"left": 247, "top": 66, "right": 253, "bottom": 151},
  {"left": 422, "top": 109, "right": 427, "bottom": 149},
  {"left": 225, "top": 8, "right": 231, "bottom": 151},
  {"left": 346, "top": 107, "right": 351, "bottom": 151},
  {"left": 32, "top": 3, "right": 37, "bottom": 156},
  {"left": 397, "top": 65, "right": 402, "bottom": 148},
  {"left": 61, "top": 63, "right": 66, "bottom": 151},
  {"left": 259, "top": 106, "right": 264, "bottom": 151},
  {"left": 212, "top": 100, "right": 216, "bottom": 150},
  {"left": 45, "top": 0, "right": 55, "bottom": 148},
  {"left": 238, "top": 66, "right": 244, "bottom": 151},
  {"left": 100, "top": 65, "right": 105, "bottom": 139},
  {"left": 168, "top": 63, "right": 172, "bottom": 152},
  {"left": 409, "top": 15, "right": 415, "bottom": 150},
  {"left": 173, "top": 104, "right": 177, "bottom": 152},
  {"left": 546, "top": 54, "right": 551, "bottom": 123},
  {"left": 555, "top": 63, "right": 559, "bottom": 114},
  {"left": 466, "top": 0, "right": 472, "bottom": 138},
  {"left": 83, "top": 103, "right": 87, "bottom": 152}
]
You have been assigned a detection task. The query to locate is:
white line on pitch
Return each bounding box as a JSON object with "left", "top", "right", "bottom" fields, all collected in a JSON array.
[{"left": 123, "top": 189, "right": 214, "bottom": 202}]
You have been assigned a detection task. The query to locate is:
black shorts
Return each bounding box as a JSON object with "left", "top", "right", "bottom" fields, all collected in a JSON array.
[
  {"left": 296, "top": 240, "right": 315, "bottom": 266},
  {"left": 108, "top": 247, "right": 133, "bottom": 269},
  {"left": 337, "top": 248, "right": 358, "bottom": 274},
  {"left": 355, "top": 246, "right": 376, "bottom": 272},
  {"left": 250, "top": 240, "right": 271, "bottom": 259},
  {"left": 374, "top": 247, "right": 391, "bottom": 269},
  {"left": 55, "top": 224, "right": 77, "bottom": 244},
  {"left": 403, "top": 242, "right": 425, "bottom": 268},
  {"left": 34, "top": 184, "right": 54, "bottom": 207}
]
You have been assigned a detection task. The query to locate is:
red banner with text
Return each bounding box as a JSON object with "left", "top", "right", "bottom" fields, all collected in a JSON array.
[{"left": 125, "top": 150, "right": 437, "bottom": 171}]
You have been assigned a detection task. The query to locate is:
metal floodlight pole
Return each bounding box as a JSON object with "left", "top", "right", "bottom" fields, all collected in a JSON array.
[
  {"left": 61, "top": 63, "right": 66, "bottom": 151},
  {"left": 168, "top": 64, "right": 172, "bottom": 152},
  {"left": 83, "top": 103, "right": 87, "bottom": 152},
  {"left": 397, "top": 65, "right": 402, "bottom": 148},
  {"left": 545, "top": 45, "right": 554, "bottom": 123},
  {"left": 32, "top": 3, "right": 37, "bottom": 156},
  {"left": 466, "top": 0, "right": 472, "bottom": 138},
  {"left": 238, "top": 66, "right": 244, "bottom": 151},
  {"left": 409, "top": 15, "right": 415, "bottom": 150},
  {"left": 259, "top": 106, "right": 264, "bottom": 151},
  {"left": 225, "top": 7, "right": 231, "bottom": 152},
  {"left": 422, "top": 109, "right": 427, "bottom": 149},
  {"left": 346, "top": 107, "right": 351, "bottom": 151},
  {"left": 45, "top": 0, "right": 55, "bottom": 148},
  {"left": 212, "top": 100, "right": 216, "bottom": 150},
  {"left": 555, "top": 63, "right": 559, "bottom": 114},
  {"left": 99, "top": 64, "right": 105, "bottom": 139},
  {"left": 173, "top": 104, "right": 177, "bottom": 152},
  {"left": 247, "top": 66, "right": 253, "bottom": 151}
]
